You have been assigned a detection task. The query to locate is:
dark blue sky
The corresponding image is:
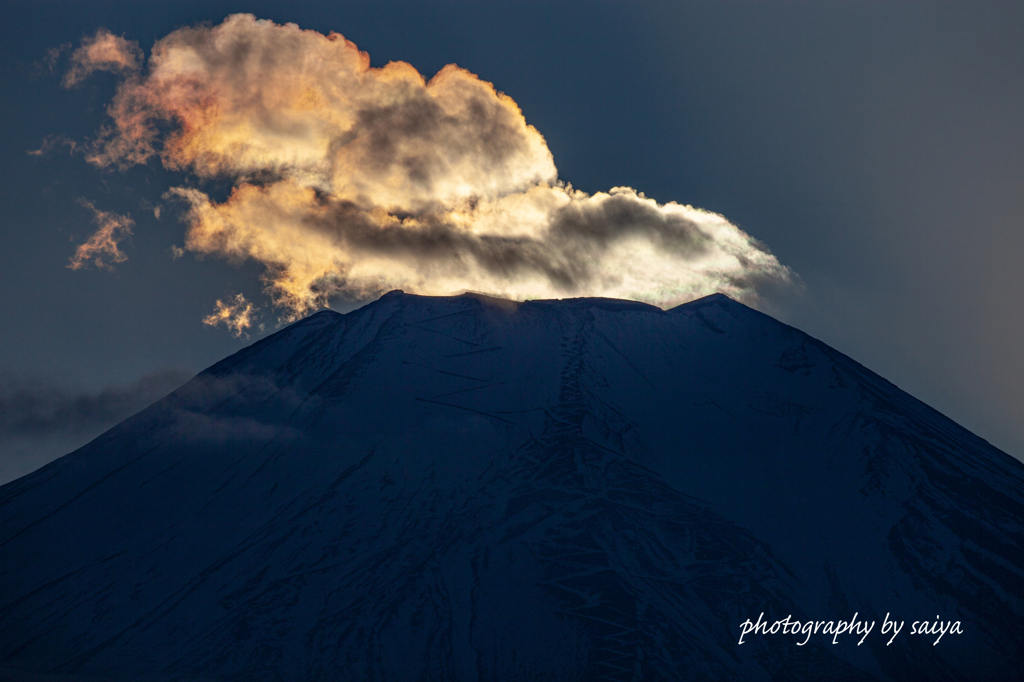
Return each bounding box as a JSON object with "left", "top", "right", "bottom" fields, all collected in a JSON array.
[{"left": 2, "top": 0, "right": 1022, "bottom": 481}]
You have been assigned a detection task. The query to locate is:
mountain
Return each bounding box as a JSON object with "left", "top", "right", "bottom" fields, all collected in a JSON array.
[{"left": 1, "top": 291, "right": 1022, "bottom": 681}]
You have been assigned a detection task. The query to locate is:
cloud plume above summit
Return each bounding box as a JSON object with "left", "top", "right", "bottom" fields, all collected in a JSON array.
[{"left": 72, "top": 14, "right": 791, "bottom": 318}]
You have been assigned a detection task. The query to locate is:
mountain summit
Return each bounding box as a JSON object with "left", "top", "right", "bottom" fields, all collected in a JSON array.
[{"left": 2, "top": 292, "right": 1022, "bottom": 680}]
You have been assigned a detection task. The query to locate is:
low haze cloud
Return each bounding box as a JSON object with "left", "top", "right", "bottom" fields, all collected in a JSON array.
[
  {"left": 0, "top": 368, "right": 192, "bottom": 484},
  {"left": 71, "top": 14, "right": 792, "bottom": 318},
  {"left": 68, "top": 199, "right": 134, "bottom": 271},
  {"left": 0, "top": 368, "right": 191, "bottom": 438}
]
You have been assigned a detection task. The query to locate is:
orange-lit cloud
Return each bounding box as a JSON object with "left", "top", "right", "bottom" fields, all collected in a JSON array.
[
  {"left": 27, "top": 134, "right": 77, "bottom": 157},
  {"left": 68, "top": 199, "right": 134, "bottom": 271},
  {"left": 203, "top": 293, "right": 257, "bottom": 336},
  {"left": 63, "top": 29, "right": 141, "bottom": 88},
  {"left": 75, "top": 14, "right": 793, "bottom": 318}
]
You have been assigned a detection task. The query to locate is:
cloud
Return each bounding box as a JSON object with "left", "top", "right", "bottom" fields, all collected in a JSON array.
[
  {"left": 45, "top": 43, "right": 72, "bottom": 72},
  {"left": 203, "top": 293, "right": 258, "bottom": 336},
  {"left": 0, "top": 369, "right": 192, "bottom": 440},
  {"left": 0, "top": 369, "right": 192, "bottom": 485},
  {"left": 68, "top": 199, "right": 135, "bottom": 270},
  {"left": 63, "top": 28, "right": 141, "bottom": 87},
  {"left": 27, "top": 134, "right": 77, "bottom": 157},
  {"left": 77, "top": 14, "right": 793, "bottom": 317},
  {"left": 156, "top": 372, "right": 311, "bottom": 449}
]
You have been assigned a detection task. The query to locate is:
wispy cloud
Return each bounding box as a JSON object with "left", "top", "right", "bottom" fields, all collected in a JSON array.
[
  {"left": 0, "top": 369, "right": 191, "bottom": 439},
  {"left": 68, "top": 199, "right": 134, "bottom": 271},
  {"left": 203, "top": 293, "right": 258, "bottom": 336},
  {"left": 0, "top": 369, "right": 192, "bottom": 484},
  {"left": 63, "top": 28, "right": 141, "bottom": 87},
  {"left": 27, "top": 134, "right": 77, "bottom": 157}
]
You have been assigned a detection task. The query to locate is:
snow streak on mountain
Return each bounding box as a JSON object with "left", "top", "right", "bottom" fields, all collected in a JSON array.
[{"left": 1, "top": 292, "right": 1022, "bottom": 680}]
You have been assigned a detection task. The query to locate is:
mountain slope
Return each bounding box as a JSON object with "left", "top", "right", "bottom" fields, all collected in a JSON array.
[{"left": 1, "top": 291, "right": 1022, "bottom": 681}]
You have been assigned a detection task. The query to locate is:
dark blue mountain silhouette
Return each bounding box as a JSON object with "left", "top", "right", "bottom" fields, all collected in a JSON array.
[{"left": 2, "top": 292, "right": 1022, "bottom": 680}]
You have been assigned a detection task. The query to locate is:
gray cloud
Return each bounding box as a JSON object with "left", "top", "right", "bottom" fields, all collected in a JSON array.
[
  {"left": 0, "top": 368, "right": 190, "bottom": 438},
  {"left": 0, "top": 369, "right": 192, "bottom": 484},
  {"left": 299, "top": 186, "right": 758, "bottom": 298}
]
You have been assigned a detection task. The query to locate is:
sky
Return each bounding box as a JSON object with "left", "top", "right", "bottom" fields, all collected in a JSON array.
[{"left": 1, "top": 0, "right": 1022, "bottom": 483}]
